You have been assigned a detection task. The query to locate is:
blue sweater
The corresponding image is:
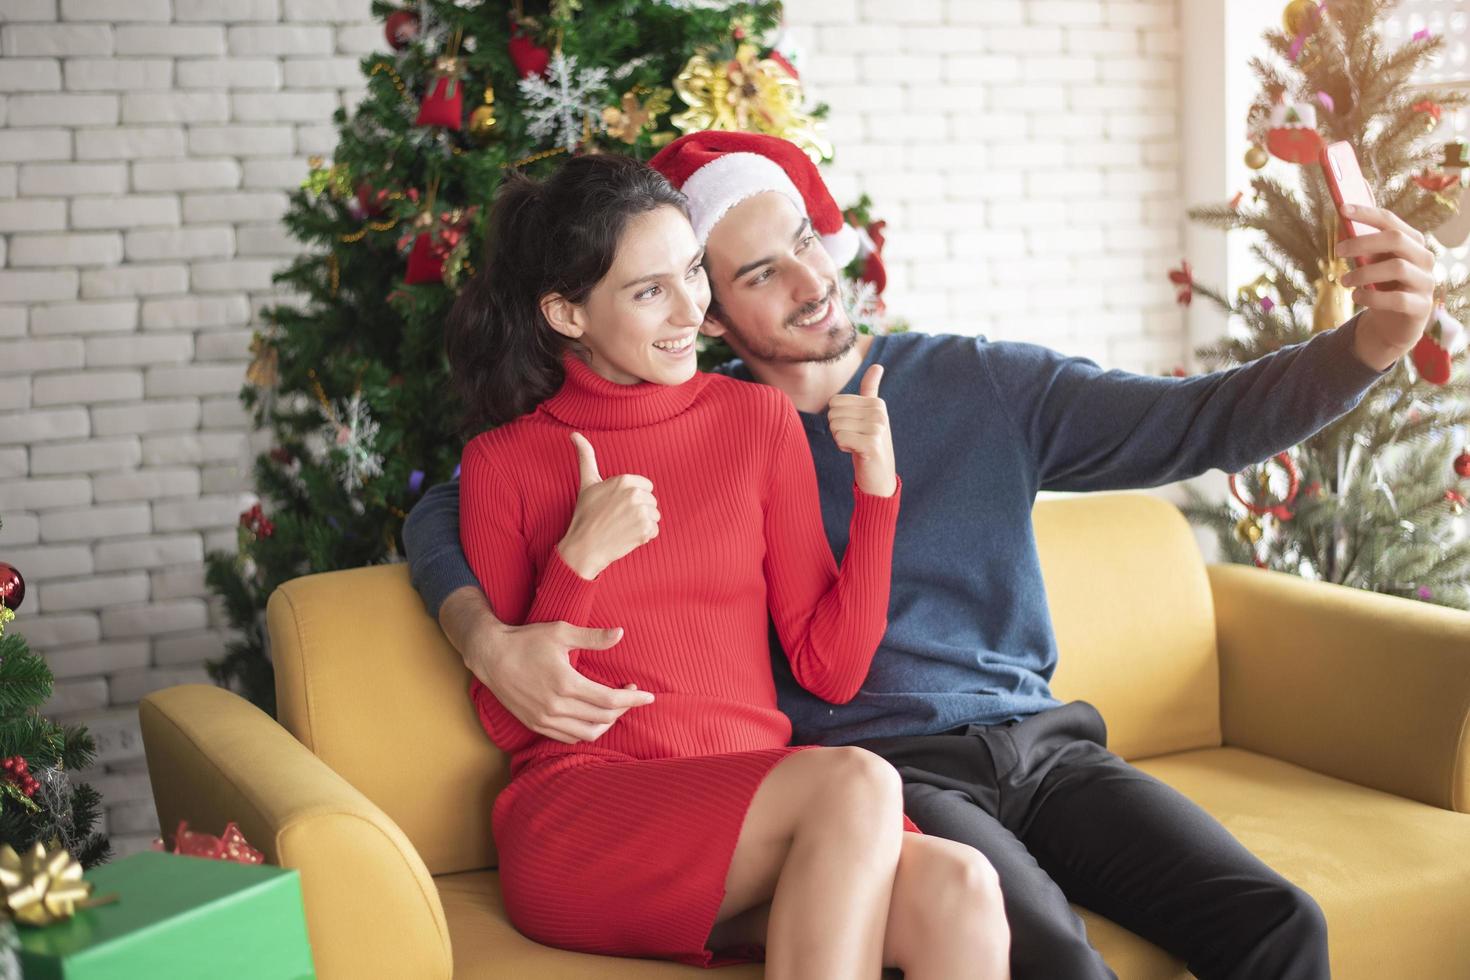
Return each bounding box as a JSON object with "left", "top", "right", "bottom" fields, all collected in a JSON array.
[{"left": 404, "top": 319, "right": 1385, "bottom": 744}]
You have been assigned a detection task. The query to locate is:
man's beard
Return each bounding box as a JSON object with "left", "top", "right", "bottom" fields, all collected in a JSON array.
[{"left": 724, "top": 284, "right": 857, "bottom": 365}]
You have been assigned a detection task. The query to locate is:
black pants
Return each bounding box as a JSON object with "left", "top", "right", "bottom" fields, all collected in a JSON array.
[{"left": 855, "top": 701, "right": 1329, "bottom": 980}]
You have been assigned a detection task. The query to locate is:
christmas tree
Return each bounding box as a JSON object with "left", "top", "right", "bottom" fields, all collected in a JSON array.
[
  {"left": 0, "top": 554, "right": 110, "bottom": 869},
  {"left": 207, "top": 1, "right": 897, "bottom": 712},
  {"left": 1181, "top": 0, "right": 1470, "bottom": 608}
]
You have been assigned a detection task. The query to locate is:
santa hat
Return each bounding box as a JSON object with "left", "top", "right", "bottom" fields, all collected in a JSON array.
[{"left": 649, "top": 131, "right": 859, "bottom": 267}]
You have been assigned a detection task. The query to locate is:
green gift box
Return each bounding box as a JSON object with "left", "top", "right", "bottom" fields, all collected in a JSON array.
[{"left": 16, "top": 850, "right": 315, "bottom": 980}]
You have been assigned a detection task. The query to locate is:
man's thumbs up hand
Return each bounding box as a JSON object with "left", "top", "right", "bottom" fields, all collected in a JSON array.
[{"left": 827, "top": 363, "right": 898, "bottom": 498}]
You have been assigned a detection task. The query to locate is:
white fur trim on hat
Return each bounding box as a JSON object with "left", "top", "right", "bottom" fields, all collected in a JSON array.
[
  {"left": 821, "top": 224, "right": 859, "bottom": 267},
  {"left": 680, "top": 151, "right": 806, "bottom": 245}
]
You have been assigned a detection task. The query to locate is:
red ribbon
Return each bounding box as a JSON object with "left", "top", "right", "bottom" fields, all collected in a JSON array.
[{"left": 153, "top": 820, "right": 264, "bottom": 865}]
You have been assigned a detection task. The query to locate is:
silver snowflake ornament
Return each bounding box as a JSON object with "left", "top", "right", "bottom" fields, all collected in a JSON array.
[
  {"left": 518, "top": 51, "right": 610, "bottom": 152},
  {"left": 321, "top": 392, "right": 384, "bottom": 494}
]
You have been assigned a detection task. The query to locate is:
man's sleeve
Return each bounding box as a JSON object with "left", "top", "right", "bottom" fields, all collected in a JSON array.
[
  {"left": 981, "top": 313, "right": 1390, "bottom": 493},
  {"left": 401, "top": 478, "right": 481, "bottom": 619}
]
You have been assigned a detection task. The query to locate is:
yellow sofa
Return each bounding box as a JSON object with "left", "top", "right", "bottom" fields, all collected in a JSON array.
[{"left": 139, "top": 493, "right": 1470, "bottom": 978}]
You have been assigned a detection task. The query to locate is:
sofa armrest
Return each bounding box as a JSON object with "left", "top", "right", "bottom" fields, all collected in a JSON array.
[
  {"left": 1210, "top": 564, "right": 1470, "bottom": 812},
  {"left": 139, "top": 684, "right": 453, "bottom": 979}
]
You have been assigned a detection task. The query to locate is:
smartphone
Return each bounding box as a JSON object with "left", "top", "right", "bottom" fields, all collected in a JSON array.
[{"left": 1320, "top": 140, "right": 1378, "bottom": 261}]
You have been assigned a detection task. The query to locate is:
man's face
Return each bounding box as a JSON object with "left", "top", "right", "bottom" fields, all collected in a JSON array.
[{"left": 702, "top": 191, "right": 856, "bottom": 365}]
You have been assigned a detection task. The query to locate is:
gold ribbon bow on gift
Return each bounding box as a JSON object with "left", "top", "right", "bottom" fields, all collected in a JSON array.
[{"left": 0, "top": 842, "right": 116, "bottom": 927}]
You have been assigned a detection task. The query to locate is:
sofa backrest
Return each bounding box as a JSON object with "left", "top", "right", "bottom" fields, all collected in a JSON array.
[
  {"left": 1034, "top": 492, "right": 1222, "bottom": 760},
  {"left": 266, "top": 491, "right": 1221, "bottom": 876}
]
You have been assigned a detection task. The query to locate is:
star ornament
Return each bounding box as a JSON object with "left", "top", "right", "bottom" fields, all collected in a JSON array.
[{"left": 602, "top": 92, "right": 652, "bottom": 143}]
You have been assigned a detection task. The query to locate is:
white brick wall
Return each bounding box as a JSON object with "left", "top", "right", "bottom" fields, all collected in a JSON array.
[
  {"left": 785, "top": 0, "right": 1184, "bottom": 366},
  {"left": 1, "top": 0, "right": 1186, "bottom": 859},
  {"left": 0, "top": 0, "right": 377, "bottom": 860}
]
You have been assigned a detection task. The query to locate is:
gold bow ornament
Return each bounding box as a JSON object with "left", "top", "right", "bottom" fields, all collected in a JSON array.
[{"left": 0, "top": 842, "right": 116, "bottom": 927}]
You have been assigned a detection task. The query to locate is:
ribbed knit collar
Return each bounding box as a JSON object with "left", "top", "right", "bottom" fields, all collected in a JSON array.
[{"left": 539, "top": 351, "right": 710, "bottom": 430}]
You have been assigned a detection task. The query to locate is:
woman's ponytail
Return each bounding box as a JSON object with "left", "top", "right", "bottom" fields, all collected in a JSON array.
[{"left": 446, "top": 174, "right": 562, "bottom": 437}]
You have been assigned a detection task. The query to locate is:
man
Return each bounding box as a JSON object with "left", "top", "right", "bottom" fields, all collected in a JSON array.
[{"left": 404, "top": 131, "right": 1436, "bottom": 979}]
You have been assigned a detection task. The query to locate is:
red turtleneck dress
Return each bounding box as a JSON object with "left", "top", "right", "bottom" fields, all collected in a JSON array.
[{"left": 459, "top": 353, "right": 905, "bottom": 967}]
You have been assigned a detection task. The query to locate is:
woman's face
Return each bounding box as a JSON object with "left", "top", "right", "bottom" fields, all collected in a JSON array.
[{"left": 548, "top": 204, "right": 710, "bottom": 386}]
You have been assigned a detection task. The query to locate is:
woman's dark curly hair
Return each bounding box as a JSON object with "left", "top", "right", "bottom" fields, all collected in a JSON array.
[{"left": 446, "top": 154, "right": 690, "bottom": 437}]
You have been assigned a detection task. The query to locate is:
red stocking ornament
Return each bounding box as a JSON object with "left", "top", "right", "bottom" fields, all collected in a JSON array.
[
  {"left": 405, "top": 228, "right": 445, "bottom": 285},
  {"left": 415, "top": 57, "right": 464, "bottom": 130},
  {"left": 1410, "top": 305, "right": 1466, "bottom": 385}
]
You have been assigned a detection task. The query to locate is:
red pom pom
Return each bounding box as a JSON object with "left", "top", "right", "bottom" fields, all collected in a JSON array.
[{"left": 1455, "top": 450, "right": 1470, "bottom": 479}]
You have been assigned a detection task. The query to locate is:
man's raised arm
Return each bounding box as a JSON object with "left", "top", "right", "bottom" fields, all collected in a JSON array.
[
  {"left": 984, "top": 311, "right": 1389, "bottom": 495},
  {"left": 988, "top": 202, "right": 1435, "bottom": 494}
]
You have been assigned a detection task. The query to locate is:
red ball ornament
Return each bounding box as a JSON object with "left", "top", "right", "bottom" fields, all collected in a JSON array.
[
  {"left": 356, "top": 183, "right": 390, "bottom": 219},
  {"left": 0, "top": 561, "right": 24, "bottom": 611},
  {"left": 1455, "top": 450, "right": 1470, "bottom": 479},
  {"left": 384, "top": 9, "right": 420, "bottom": 51}
]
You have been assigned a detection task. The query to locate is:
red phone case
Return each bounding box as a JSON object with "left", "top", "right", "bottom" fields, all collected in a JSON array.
[{"left": 1320, "top": 140, "right": 1378, "bottom": 254}]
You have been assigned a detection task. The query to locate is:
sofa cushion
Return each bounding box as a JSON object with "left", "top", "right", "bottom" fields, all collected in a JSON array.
[
  {"left": 435, "top": 870, "right": 764, "bottom": 979},
  {"left": 432, "top": 747, "right": 1470, "bottom": 978},
  {"left": 1035, "top": 492, "right": 1222, "bottom": 761},
  {"left": 1131, "top": 746, "right": 1470, "bottom": 979}
]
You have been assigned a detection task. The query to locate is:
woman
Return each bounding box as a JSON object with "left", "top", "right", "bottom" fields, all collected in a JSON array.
[{"left": 447, "top": 154, "right": 1009, "bottom": 978}]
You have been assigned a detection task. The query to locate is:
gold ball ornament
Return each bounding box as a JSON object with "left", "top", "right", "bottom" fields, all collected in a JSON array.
[
  {"left": 1245, "top": 144, "right": 1269, "bottom": 170},
  {"left": 1282, "top": 0, "right": 1323, "bottom": 36},
  {"left": 1237, "top": 271, "right": 1277, "bottom": 305},
  {"left": 1235, "top": 515, "right": 1264, "bottom": 545},
  {"left": 467, "top": 85, "right": 497, "bottom": 144}
]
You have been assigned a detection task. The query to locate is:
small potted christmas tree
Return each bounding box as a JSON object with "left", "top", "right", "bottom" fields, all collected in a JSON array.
[{"left": 0, "top": 546, "right": 110, "bottom": 870}]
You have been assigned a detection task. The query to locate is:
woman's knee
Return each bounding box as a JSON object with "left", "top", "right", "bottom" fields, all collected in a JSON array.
[
  {"left": 885, "top": 838, "right": 1010, "bottom": 970},
  {"left": 900, "top": 838, "right": 1007, "bottom": 933},
  {"left": 798, "top": 746, "right": 904, "bottom": 829}
]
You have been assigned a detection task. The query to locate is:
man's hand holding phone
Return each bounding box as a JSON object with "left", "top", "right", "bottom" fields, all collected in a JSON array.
[
  {"left": 1321, "top": 141, "right": 1436, "bottom": 371},
  {"left": 1335, "top": 203, "right": 1436, "bottom": 371}
]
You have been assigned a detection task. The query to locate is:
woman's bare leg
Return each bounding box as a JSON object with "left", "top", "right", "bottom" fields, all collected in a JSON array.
[
  {"left": 883, "top": 834, "right": 1010, "bottom": 979},
  {"left": 711, "top": 834, "right": 1012, "bottom": 980},
  {"left": 707, "top": 746, "right": 905, "bottom": 980}
]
